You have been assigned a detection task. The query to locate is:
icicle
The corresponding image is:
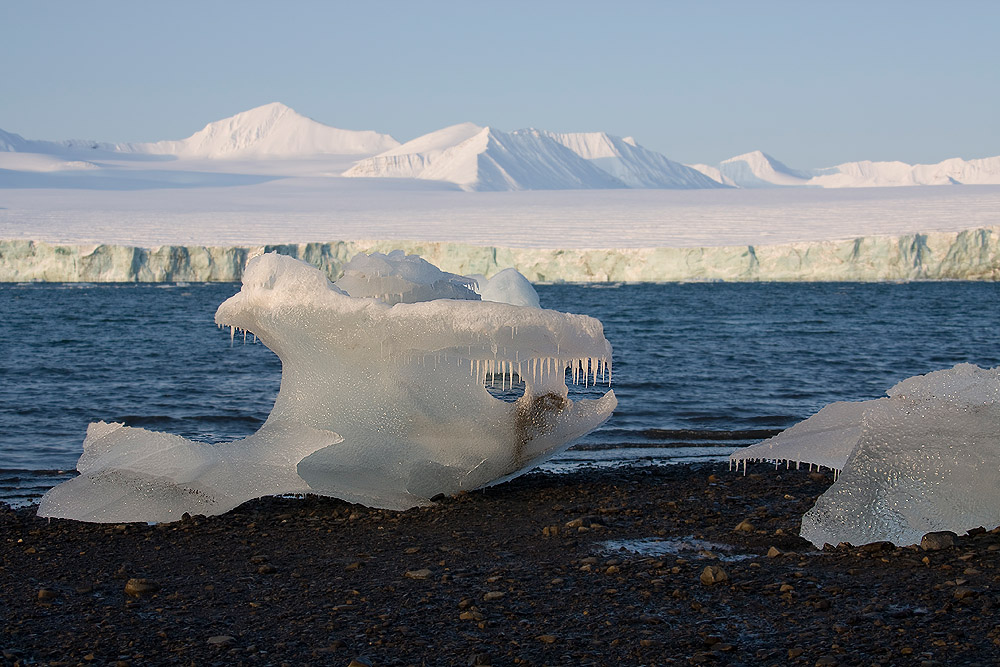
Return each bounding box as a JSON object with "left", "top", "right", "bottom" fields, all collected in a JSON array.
[{"left": 229, "top": 326, "right": 235, "bottom": 346}]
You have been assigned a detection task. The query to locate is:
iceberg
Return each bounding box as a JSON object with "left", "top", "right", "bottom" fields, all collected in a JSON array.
[
  {"left": 37, "top": 252, "right": 616, "bottom": 521},
  {"left": 731, "top": 364, "right": 1000, "bottom": 547}
]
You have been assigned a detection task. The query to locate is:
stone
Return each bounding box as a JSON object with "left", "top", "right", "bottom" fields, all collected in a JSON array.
[
  {"left": 767, "top": 546, "right": 782, "bottom": 558},
  {"left": 404, "top": 568, "right": 432, "bottom": 580},
  {"left": 206, "top": 635, "right": 235, "bottom": 645},
  {"left": 348, "top": 657, "right": 373, "bottom": 667},
  {"left": 37, "top": 588, "right": 59, "bottom": 602},
  {"left": 483, "top": 591, "right": 505, "bottom": 601},
  {"left": 536, "top": 634, "right": 558, "bottom": 644},
  {"left": 921, "top": 531, "right": 956, "bottom": 551},
  {"left": 734, "top": 520, "right": 754, "bottom": 533},
  {"left": 700, "top": 565, "right": 728, "bottom": 586},
  {"left": 124, "top": 578, "right": 160, "bottom": 597}
]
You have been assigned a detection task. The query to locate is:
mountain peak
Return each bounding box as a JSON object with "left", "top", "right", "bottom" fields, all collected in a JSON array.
[{"left": 125, "top": 103, "right": 399, "bottom": 158}]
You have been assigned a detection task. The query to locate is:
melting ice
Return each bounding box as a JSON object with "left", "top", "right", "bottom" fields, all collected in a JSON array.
[
  {"left": 38, "top": 252, "right": 616, "bottom": 522},
  {"left": 731, "top": 363, "right": 1000, "bottom": 547}
]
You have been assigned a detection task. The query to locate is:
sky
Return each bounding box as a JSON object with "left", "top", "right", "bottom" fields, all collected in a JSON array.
[{"left": 2, "top": 0, "right": 998, "bottom": 168}]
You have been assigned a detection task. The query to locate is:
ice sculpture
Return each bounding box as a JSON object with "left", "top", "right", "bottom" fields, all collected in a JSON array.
[
  {"left": 38, "top": 252, "right": 616, "bottom": 521},
  {"left": 731, "top": 363, "right": 1000, "bottom": 547},
  {"left": 470, "top": 268, "right": 542, "bottom": 308}
]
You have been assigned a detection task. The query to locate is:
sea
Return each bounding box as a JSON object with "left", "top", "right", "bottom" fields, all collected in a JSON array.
[{"left": 2, "top": 281, "right": 999, "bottom": 506}]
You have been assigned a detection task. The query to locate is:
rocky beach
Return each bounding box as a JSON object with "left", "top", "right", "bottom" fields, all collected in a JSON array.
[{"left": 3, "top": 463, "right": 999, "bottom": 666}]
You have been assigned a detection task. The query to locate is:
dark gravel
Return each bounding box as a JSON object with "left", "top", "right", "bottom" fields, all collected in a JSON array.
[{"left": 3, "top": 463, "right": 1000, "bottom": 666}]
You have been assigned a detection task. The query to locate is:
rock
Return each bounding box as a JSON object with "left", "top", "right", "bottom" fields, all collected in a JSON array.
[
  {"left": 542, "top": 525, "right": 560, "bottom": 537},
  {"left": 468, "top": 652, "right": 492, "bottom": 665},
  {"left": 124, "top": 578, "right": 160, "bottom": 597},
  {"left": 536, "top": 634, "right": 558, "bottom": 644},
  {"left": 348, "top": 657, "right": 373, "bottom": 667},
  {"left": 37, "top": 588, "right": 59, "bottom": 602},
  {"left": 206, "top": 635, "right": 235, "bottom": 645},
  {"left": 405, "top": 568, "right": 432, "bottom": 580},
  {"left": 257, "top": 564, "right": 277, "bottom": 574},
  {"left": 859, "top": 541, "right": 893, "bottom": 554},
  {"left": 734, "top": 519, "right": 754, "bottom": 533},
  {"left": 814, "top": 656, "right": 837, "bottom": 666},
  {"left": 767, "top": 546, "right": 782, "bottom": 558},
  {"left": 483, "top": 591, "right": 505, "bottom": 601},
  {"left": 921, "top": 531, "right": 956, "bottom": 551},
  {"left": 953, "top": 587, "right": 978, "bottom": 600},
  {"left": 700, "top": 565, "right": 728, "bottom": 586}
]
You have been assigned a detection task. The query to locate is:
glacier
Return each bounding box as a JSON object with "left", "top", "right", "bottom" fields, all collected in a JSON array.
[
  {"left": 37, "top": 252, "right": 616, "bottom": 522},
  {"left": 730, "top": 364, "right": 1000, "bottom": 548},
  {"left": 3, "top": 226, "right": 1000, "bottom": 284}
]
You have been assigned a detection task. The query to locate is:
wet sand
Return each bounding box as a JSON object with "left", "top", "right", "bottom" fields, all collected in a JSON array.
[{"left": 3, "top": 463, "right": 999, "bottom": 666}]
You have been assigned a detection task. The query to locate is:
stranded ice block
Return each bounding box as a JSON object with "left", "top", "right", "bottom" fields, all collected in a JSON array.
[{"left": 38, "top": 251, "right": 616, "bottom": 521}]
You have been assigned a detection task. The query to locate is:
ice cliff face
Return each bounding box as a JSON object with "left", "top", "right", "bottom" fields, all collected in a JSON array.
[{"left": 3, "top": 227, "right": 1000, "bottom": 283}]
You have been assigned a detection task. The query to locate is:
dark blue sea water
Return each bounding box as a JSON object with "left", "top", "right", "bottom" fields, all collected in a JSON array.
[{"left": 2, "top": 281, "right": 999, "bottom": 504}]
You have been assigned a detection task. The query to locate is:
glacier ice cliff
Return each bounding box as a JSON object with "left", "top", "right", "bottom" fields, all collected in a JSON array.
[
  {"left": 37, "top": 252, "right": 616, "bottom": 521},
  {"left": 3, "top": 227, "right": 1000, "bottom": 284},
  {"left": 730, "top": 364, "right": 1000, "bottom": 547}
]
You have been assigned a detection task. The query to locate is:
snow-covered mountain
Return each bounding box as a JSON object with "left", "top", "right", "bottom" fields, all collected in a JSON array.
[
  {"left": 544, "top": 131, "right": 725, "bottom": 189},
  {"left": 810, "top": 156, "right": 1000, "bottom": 188},
  {"left": 123, "top": 103, "right": 399, "bottom": 158},
  {"left": 0, "top": 128, "right": 117, "bottom": 155},
  {"left": 691, "top": 150, "right": 1000, "bottom": 189},
  {"left": 344, "top": 124, "right": 626, "bottom": 191},
  {"left": 4, "top": 103, "right": 1000, "bottom": 191},
  {"left": 689, "top": 151, "right": 811, "bottom": 188}
]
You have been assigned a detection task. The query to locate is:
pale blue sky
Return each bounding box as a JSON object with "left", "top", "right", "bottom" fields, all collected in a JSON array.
[{"left": 2, "top": 0, "right": 997, "bottom": 168}]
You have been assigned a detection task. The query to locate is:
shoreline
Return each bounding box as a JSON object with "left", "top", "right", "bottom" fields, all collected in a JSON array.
[{"left": 3, "top": 462, "right": 999, "bottom": 666}]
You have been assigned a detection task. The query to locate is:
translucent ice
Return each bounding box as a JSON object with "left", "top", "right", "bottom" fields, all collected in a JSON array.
[
  {"left": 37, "top": 420, "right": 341, "bottom": 523},
  {"left": 470, "top": 268, "right": 541, "bottom": 308},
  {"left": 333, "top": 249, "right": 479, "bottom": 305},
  {"left": 38, "top": 252, "right": 616, "bottom": 521},
  {"left": 731, "top": 364, "right": 1000, "bottom": 547}
]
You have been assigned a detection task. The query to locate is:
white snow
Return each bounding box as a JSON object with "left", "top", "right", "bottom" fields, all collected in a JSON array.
[
  {"left": 730, "top": 364, "right": 1000, "bottom": 547},
  {"left": 693, "top": 150, "right": 1000, "bottom": 189},
  {"left": 122, "top": 102, "right": 399, "bottom": 158},
  {"left": 37, "top": 252, "right": 616, "bottom": 521},
  {"left": 546, "top": 131, "right": 725, "bottom": 189},
  {"left": 346, "top": 125, "right": 626, "bottom": 191}
]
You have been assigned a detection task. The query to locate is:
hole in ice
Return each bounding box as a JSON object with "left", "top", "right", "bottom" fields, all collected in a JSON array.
[
  {"left": 601, "top": 537, "right": 756, "bottom": 561},
  {"left": 484, "top": 374, "right": 526, "bottom": 403}
]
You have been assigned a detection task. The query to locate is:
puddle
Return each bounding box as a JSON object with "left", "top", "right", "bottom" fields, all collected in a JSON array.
[{"left": 602, "top": 536, "right": 757, "bottom": 561}]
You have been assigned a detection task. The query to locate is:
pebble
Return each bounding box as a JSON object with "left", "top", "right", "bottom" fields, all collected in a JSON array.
[
  {"left": 405, "top": 568, "right": 432, "bottom": 580},
  {"left": 767, "top": 546, "right": 782, "bottom": 558},
  {"left": 348, "top": 657, "right": 373, "bottom": 667},
  {"left": 37, "top": 588, "right": 59, "bottom": 602},
  {"left": 483, "top": 591, "right": 505, "bottom": 601},
  {"left": 733, "top": 520, "right": 754, "bottom": 533},
  {"left": 921, "top": 531, "right": 956, "bottom": 551},
  {"left": 535, "top": 634, "right": 558, "bottom": 644},
  {"left": 700, "top": 565, "right": 728, "bottom": 586},
  {"left": 206, "top": 635, "right": 235, "bottom": 645},
  {"left": 124, "top": 578, "right": 161, "bottom": 597}
]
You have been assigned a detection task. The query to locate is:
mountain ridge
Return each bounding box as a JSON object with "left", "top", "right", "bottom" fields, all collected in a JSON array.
[{"left": 3, "top": 103, "right": 1000, "bottom": 190}]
